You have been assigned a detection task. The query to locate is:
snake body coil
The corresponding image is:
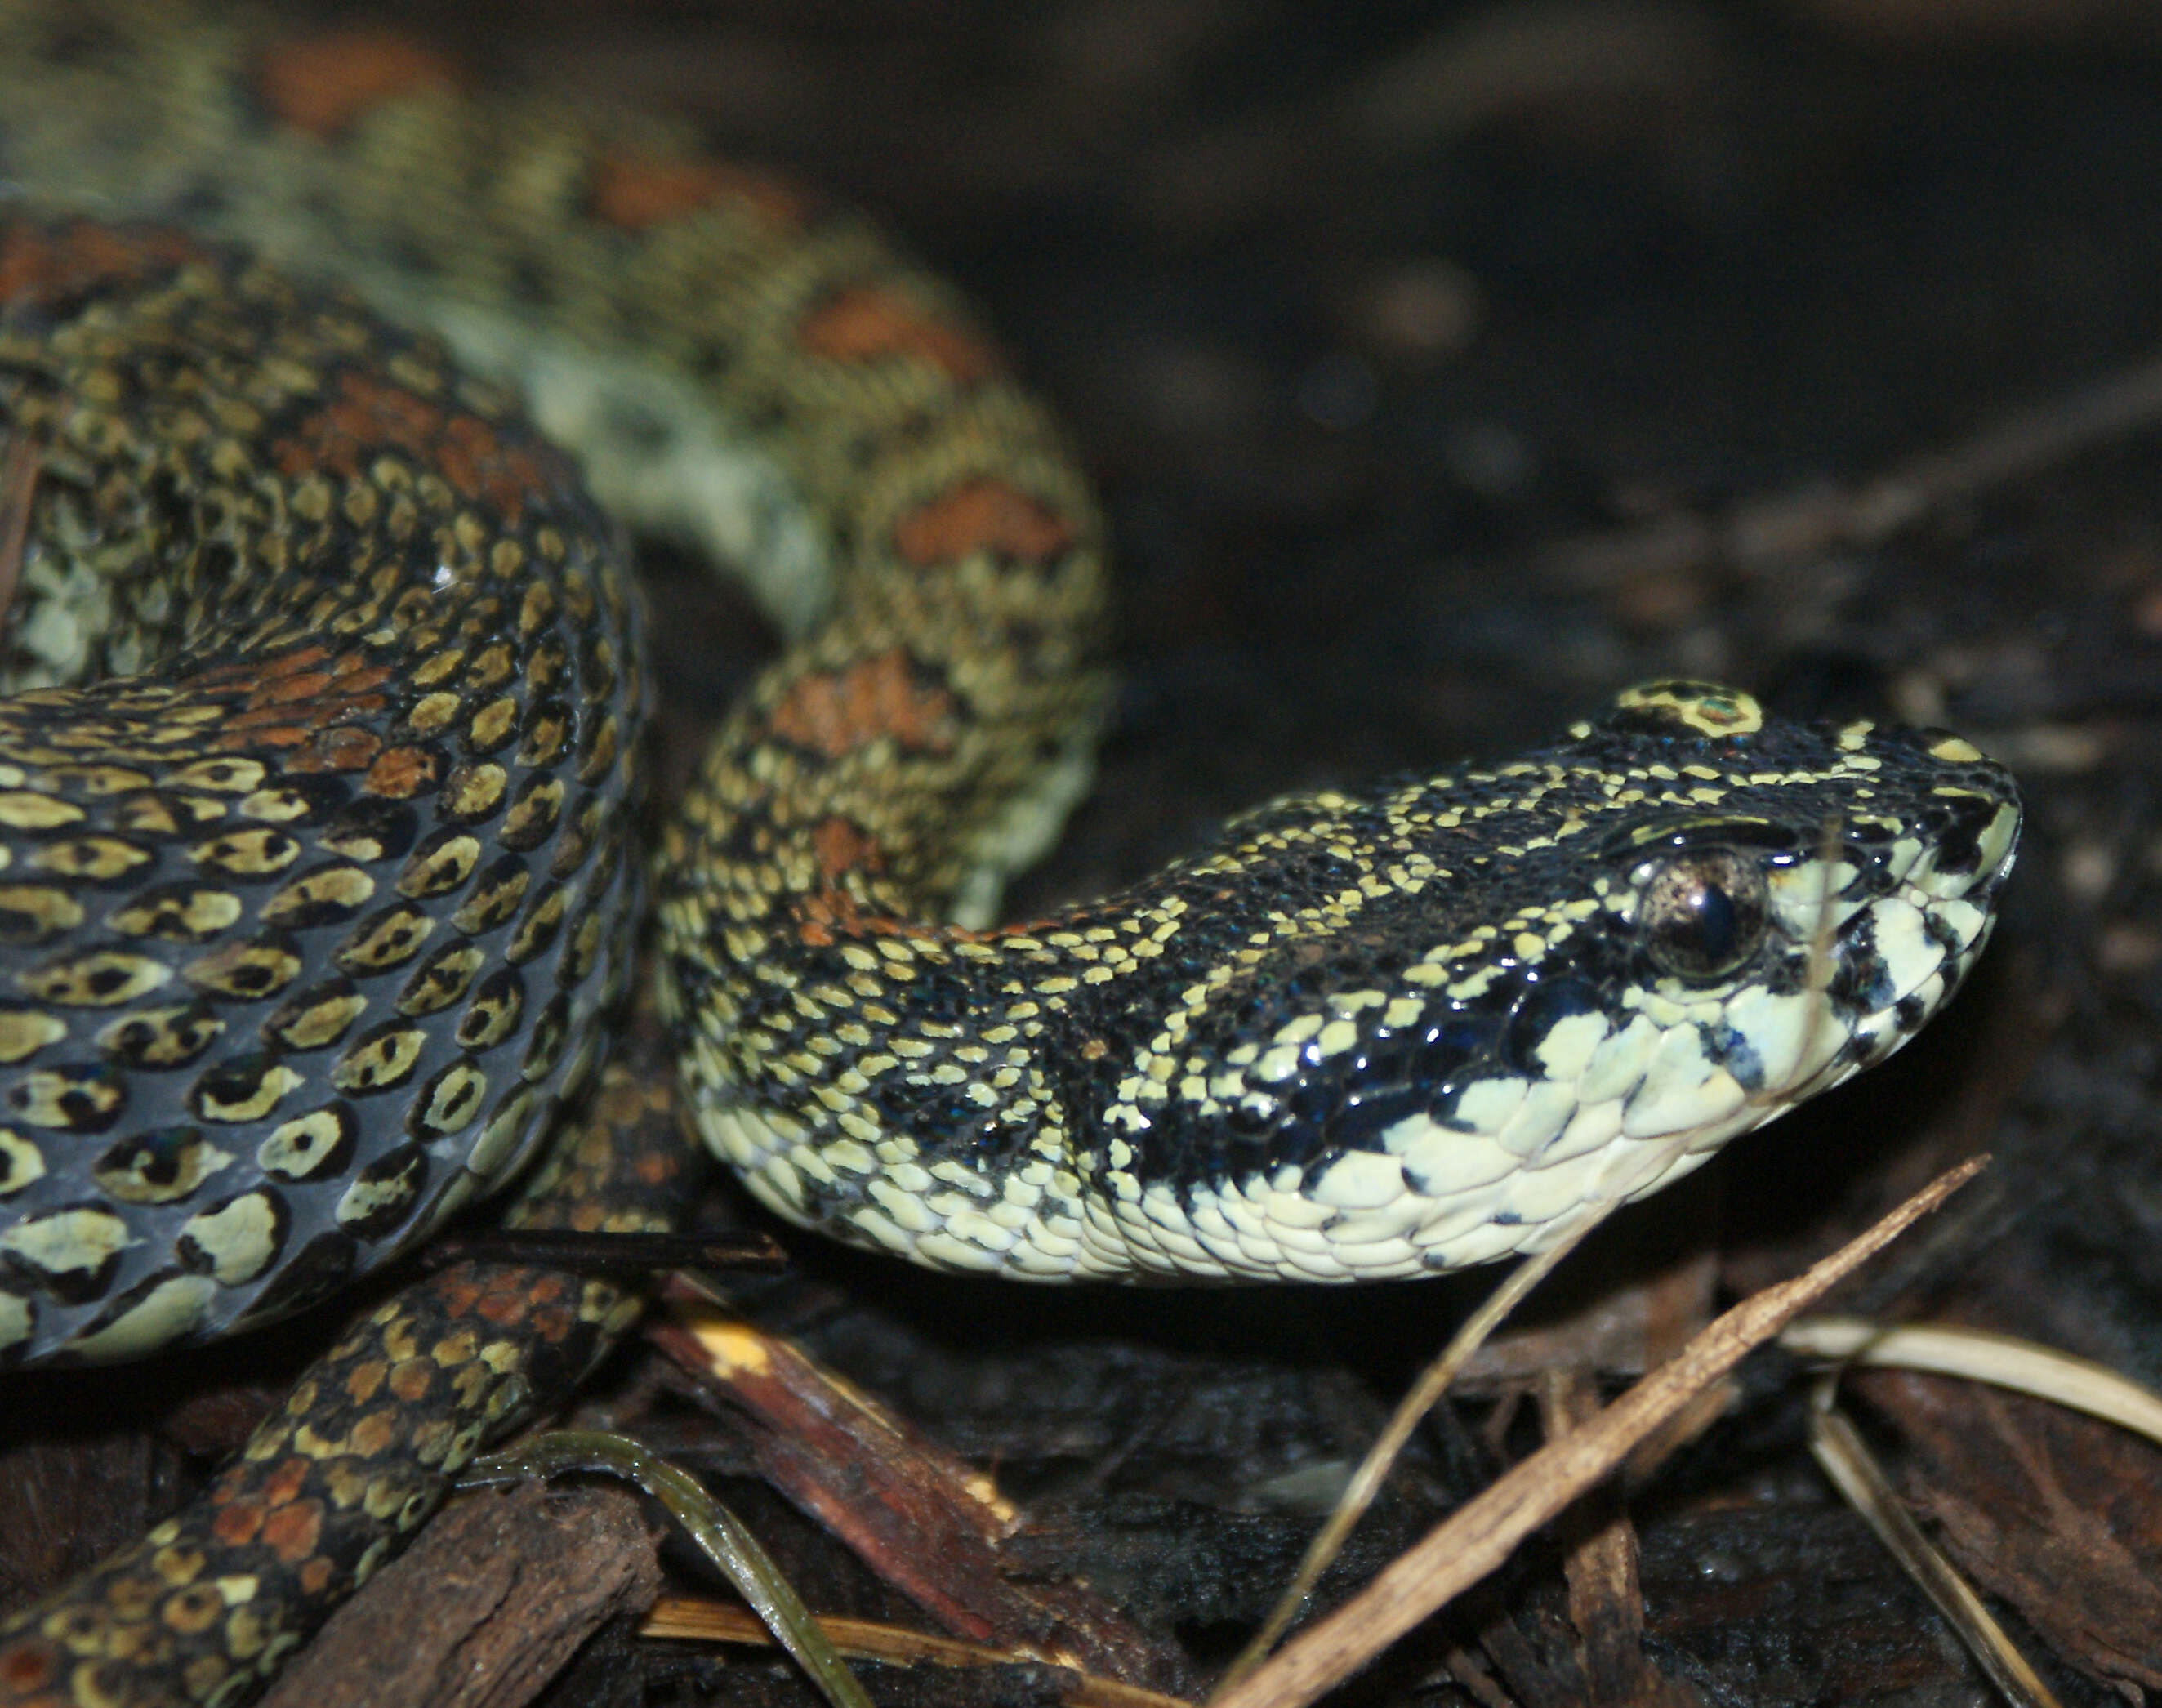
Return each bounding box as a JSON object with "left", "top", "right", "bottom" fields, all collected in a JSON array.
[{"left": 0, "top": 2, "right": 2019, "bottom": 1372}]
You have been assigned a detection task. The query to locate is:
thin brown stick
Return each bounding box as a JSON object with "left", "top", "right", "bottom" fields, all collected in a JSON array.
[
  {"left": 1213, "top": 1189, "right": 1613, "bottom": 1691},
  {"left": 1207, "top": 1157, "right": 1986, "bottom": 1708},
  {"left": 641, "top": 1598, "right": 1197, "bottom": 1708}
]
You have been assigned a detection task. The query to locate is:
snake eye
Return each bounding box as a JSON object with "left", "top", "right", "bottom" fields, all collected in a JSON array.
[{"left": 1638, "top": 848, "right": 1769, "bottom": 982}]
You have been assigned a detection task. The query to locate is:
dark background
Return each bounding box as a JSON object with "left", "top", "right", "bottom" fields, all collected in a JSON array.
[{"left": 17, "top": 2, "right": 2162, "bottom": 1702}]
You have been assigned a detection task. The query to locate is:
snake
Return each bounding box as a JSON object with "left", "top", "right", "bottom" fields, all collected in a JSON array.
[{"left": 0, "top": 0, "right": 2020, "bottom": 1700}]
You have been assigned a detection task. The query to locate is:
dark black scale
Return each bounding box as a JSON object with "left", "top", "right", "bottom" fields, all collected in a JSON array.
[
  {"left": 100, "top": 1002, "right": 222, "bottom": 1068},
  {"left": 230, "top": 1227, "right": 355, "bottom": 1327},
  {"left": 1912, "top": 780, "right": 2003, "bottom": 877},
  {"left": 1501, "top": 974, "right": 1603, "bottom": 1075},
  {"left": 1826, "top": 919, "right": 1897, "bottom": 1017},
  {"left": 0, "top": 222, "right": 645, "bottom": 1365},
  {"left": 267, "top": 871, "right": 374, "bottom": 929},
  {"left": 337, "top": 1143, "right": 430, "bottom": 1238},
  {"left": 1702, "top": 1022, "right": 1767, "bottom": 1095},
  {"left": 264, "top": 978, "right": 363, "bottom": 1049},
  {"left": 324, "top": 796, "right": 420, "bottom": 863}
]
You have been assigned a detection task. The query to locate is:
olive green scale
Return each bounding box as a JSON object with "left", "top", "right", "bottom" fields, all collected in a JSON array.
[{"left": 0, "top": 227, "right": 643, "bottom": 1362}]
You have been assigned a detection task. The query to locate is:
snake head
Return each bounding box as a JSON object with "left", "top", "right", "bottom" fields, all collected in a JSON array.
[{"left": 1065, "top": 680, "right": 2021, "bottom": 1282}]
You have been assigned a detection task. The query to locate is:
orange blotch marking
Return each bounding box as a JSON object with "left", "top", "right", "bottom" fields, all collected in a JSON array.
[
  {"left": 254, "top": 671, "right": 332, "bottom": 707},
  {"left": 288, "top": 726, "right": 384, "bottom": 774},
  {"left": 435, "top": 413, "right": 555, "bottom": 522},
  {"left": 363, "top": 745, "right": 439, "bottom": 798},
  {"left": 789, "top": 886, "right": 861, "bottom": 948},
  {"left": 478, "top": 1269, "right": 568, "bottom": 1327},
  {"left": 0, "top": 1637, "right": 57, "bottom": 1693},
  {"left": 207, "top": 646, "right": 395, "bottom": 751},
  {"left": 767, "top": 649, "right": 955, "bottom": 760},
  {"left": 310, "top": 693, "right": 388, "bottom": 729},
  {"left": 260, "top": 1499, "right": 325, "bottom": 1565},
  {"left": 272, "top": 372, "right": 443, "bottom": 484},
  {"left": 262, "top": 1458, "right": 310, "bottom": 1505},
  {"left": 299, "top": 1556, "right": 335, "bottom": 1596},
  {"left": 788, "top": 885, "right": 974, "bottom": 949},
  {"left": 270, "top": 375, "right": 556, "bottom": 523},
  {"left": 430, "top": 1271, "right": 484, "bottom": 1319},
  {"left": 209, "top": 1497, "right": 265, "bottom": 1549},
  {"left": 183, "top": 664, "right": 262, "bottom": 696},
  {"left": 256, "top": 30, "right": 457, "bottom": 139},
  {"left": 797, "top": 286, "right": 996, "bottom": 384},
  {"left": 891, "top": 478, "right": 1077, "bottom": 568},
  {"left": 337, "top": 665, "right": 395, "bottom": 694},
  {"left": 214, "top": 719, "right": 310, "bottom": 749},
  {"left": 810, "top": 816, "right": 885, "bottom": 885},
  {"left": 590, "top": 151, "right": 809, "bottom": 230},
  {"left": 261, "top": 645, "right": 333, "bottom": 680},
  {"left": 790, "top": 884, "right": 1007, "bottom": 952},
  {"left": 0, "top": 224, "right": 207, "bottom": 304}
]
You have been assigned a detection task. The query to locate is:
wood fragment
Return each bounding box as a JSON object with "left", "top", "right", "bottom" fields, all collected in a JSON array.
[
  {"left": 652, "top": 1304, "right": 1197, "bottom": 1698},
  {"left": 1855, "top": 1372, "right": 2162, "bottom": 1696},
  {"left": 1807, "top": 1398, "right": 2062, "bottom": 1708},
  {"left": 0, "top": 433, "right": 40, "bottom": 617},
  {"left": 1542, "top": 1367, "right": 1700, "bottom": 1707},
  {"left": 258, "top": 1484, "right": 661, "bottom": 1708}
]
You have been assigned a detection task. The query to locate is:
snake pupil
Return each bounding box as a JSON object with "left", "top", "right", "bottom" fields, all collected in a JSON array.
[{"left": 1638, "top": 848, "right": 1770, "bottom": 981}]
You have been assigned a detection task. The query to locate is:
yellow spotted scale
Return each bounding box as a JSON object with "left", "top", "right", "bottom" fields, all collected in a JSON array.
[{"left": 0, "top": 0, "right": 2019, "bottom": 1369}]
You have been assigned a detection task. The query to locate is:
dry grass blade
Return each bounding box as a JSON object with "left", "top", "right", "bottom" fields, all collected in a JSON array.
[
  {"left": 1206, "top": 1157, "right": 1986, "bottom": 1708},
  {"left": 1806, "top": 1389, "right": 2062, "bottom": 1708},
  {"left": 642, "top": 1598, "right": 1199, "bottom": 1708},
  {"left": 1783, "top": 1316, "right": 2162, "bottom": 1448},
  {"left": 463, "top": 1429, "right": 874, "bottom": 1708}
]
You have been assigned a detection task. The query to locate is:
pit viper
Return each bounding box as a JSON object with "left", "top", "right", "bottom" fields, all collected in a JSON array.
[{"left": 0, "top": 2, "right": 2020, "bottom": 1702}]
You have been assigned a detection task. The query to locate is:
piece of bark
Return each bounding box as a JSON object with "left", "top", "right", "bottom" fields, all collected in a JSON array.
[
  {"left": 1855, "top": 1369, "right": 2162, "bottom": 1696},
  {"left": 1543, "top": 1367, "right": 1703, "bottom": 1708},
  {"left": 260, "top": 1483, "right": 661, "bottom": 1708},
  {"left": 653, "top": 1308, "right": 1200, "bottom": 1700}
]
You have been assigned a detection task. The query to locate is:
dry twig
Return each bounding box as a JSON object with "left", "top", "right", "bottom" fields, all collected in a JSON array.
[{"left": 1206, "top": 1157, "right": 1986, "bottom": 1708}]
